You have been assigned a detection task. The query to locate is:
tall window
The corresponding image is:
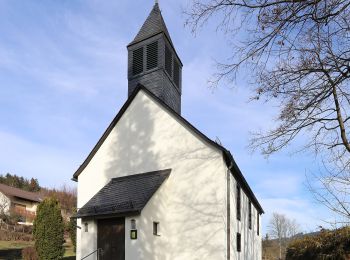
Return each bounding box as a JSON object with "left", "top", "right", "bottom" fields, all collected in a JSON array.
[
  {"left": 236, "top": 185, "right": 241, "bottom": 221},
  {"left": 153, "top": 222, "right": 159, "bottom": 236},
  {"left": 257, "top": 212, "right": 260, "bottom": 236},
  {"left": 236, "top": 232, "right": 241, "bottom": 252},
  {"left": 248, "top": 201, "right": 252, "bottom": 230},
  {"left": 165, "top": 45, "right": 172, "bottom": 77},
  {"left": 132, "top": 47, "right": 144, "bottom": 75},
  {"left": 146, "top": 41, "right": 158, "bottom": 70},
  {"left": 173, "top": 59, "right": 180, "bottom": 87}
]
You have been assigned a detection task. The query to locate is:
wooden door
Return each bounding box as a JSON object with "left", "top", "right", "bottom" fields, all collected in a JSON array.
[{"left": 97, "top": 218, "right": 125, "bottom": 260}]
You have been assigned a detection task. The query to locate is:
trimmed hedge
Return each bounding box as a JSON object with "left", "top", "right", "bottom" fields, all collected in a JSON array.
[
  {"left": 286, "top": 227, "right": 350, "bottom": 260},
  {"left": 33, "top": 198, "right": 65, "bottom": 260}
]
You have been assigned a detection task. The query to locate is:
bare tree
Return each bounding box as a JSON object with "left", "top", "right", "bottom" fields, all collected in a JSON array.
[
  {"left": 186, "top": 0, "right": 350, "bottom": 221},
  {"left": 307, "top": 162, "right": 350, "bottom": 224},
  {"left": 0, "top": 195, "right": 10, "bottom": 217},
  {"left": 269, "top": 212, "right": 300, "bottom": 259}
]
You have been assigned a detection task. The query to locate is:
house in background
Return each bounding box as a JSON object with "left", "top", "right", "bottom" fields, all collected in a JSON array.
[
  {"left": 73, "top": 3, "right": 264, "bottom": 260},
  {"left": 0, "top": 183, "right": 42, "bottom": 225}
]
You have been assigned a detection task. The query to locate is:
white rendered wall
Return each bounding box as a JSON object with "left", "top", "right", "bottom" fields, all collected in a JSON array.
[
  {"left": 76, "top": 90, "right": 228, "bottom": 260},
  {"left": 229, "top": 173, "right": 262, "bottom": 260}
]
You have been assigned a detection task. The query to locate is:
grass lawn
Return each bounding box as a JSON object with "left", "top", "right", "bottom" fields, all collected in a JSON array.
[
  {"left": 0, "top": 240, "right": 75, "bottom": 259},
  {"left": 0, "top": 240, "right": 34, "bottom": 250}
]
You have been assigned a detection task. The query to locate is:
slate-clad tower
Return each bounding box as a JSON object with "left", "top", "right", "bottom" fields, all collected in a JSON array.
[{"left": 127, "top": 3, "right": 183, "bottom": 114}]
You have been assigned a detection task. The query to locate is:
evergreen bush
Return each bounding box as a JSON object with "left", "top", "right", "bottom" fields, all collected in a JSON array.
[
  {"left": 33, "top": 198, "right": 65, "bottom": 260},
  {"left": 67, "top": 213, "right": 76, "bottom": 252}
]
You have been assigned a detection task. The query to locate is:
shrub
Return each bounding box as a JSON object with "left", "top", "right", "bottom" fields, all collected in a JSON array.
[
  {"left": 33, "top": 197, "right": 65, "bottom": 260},
  {"left": 286, "top": 227, "right": 350, "bottom": 260},
  {"left": 67, "top": 215, "right": 76, "bottom": 252},
  {"left": 22, "top": 247, "right": 38, "bottom": 260}
]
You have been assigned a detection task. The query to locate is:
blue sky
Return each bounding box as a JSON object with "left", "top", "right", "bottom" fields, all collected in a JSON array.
[{"left": 0, "top": 0, "right": 338, "bottom": 234}]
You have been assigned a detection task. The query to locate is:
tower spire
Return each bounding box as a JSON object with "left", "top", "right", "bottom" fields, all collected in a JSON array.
[{"left": 127, "top": 3, "right": 183, "bottom": 114}]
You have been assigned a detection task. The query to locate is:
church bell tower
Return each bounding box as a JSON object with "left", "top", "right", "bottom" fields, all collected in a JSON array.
[{"left": 127, "top": 2, "right": 183, "bottom": 114}]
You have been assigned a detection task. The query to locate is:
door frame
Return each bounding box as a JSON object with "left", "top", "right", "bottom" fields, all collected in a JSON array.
[{"left": 97, "top": 217, "right": 125, "bottom": 260}]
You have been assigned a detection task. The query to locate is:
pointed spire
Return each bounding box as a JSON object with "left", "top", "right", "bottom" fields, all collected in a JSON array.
[{"left": 128, "top": 2, "right": 173, "bottom": 46}]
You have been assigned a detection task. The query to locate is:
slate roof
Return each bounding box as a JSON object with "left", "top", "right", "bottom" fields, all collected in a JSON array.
[
  {"left": 128, "top": 3, "right": 174, "bottom": 47},
  {"left": 0, "top": 183, "right": 42, "bottom": 203},
  {"left": 75, "top": 169, "right": 171, "bottom": 218}
]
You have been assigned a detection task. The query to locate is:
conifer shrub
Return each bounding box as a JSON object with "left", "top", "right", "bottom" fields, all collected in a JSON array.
[{"left": 33, "top": 198, "right": 65, "bottom": 260}]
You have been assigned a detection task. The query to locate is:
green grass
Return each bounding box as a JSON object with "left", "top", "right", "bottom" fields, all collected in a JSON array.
[
  {"left": 0, "top": 240, "right": 75, "bottom": 259},
  {"left": 0, "top": 241, "right": 34, "bottom": 250}
]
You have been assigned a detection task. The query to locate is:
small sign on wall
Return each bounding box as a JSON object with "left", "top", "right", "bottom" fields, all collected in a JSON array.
[{"left": 130, "top": 230, "right": 137, "bottom": 240}]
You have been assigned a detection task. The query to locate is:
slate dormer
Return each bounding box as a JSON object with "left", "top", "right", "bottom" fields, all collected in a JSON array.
[{"left": 127, "top": 3, "right": 183, "bottom": 114}]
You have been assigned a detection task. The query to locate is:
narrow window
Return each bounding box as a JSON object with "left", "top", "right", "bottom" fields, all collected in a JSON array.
[
  {"left": 173, "top": 59, "right": 180, "bottom": 87},
  {"left": 132, "top": 47, "right": 144, "bottom": 75},
  {"left": 236, "top": 185, "right": 241, "bottom": 221},
  {"left": 153, "top": 222, "right": 159, "bottom": 236},
  {"left": 146, "top": 41, "right": 158, "bottom": 70},
  {"left": 236, "top": 232, "right": 241, "bottom": 252},
  {"left": 165, "top": 45, "right": 172, "bottom": 77},
  {"left": 84, "top": 223, "right": 88, "bottom": 233},
  {"left": 257, "top": 212, "right": 260, "bottom": 236},
  {"left": 248, "top": 201, "right": 252, "bottom": 230}
]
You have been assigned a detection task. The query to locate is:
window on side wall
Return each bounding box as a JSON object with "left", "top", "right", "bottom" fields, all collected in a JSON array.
[
  {"left": 236, "top": 184, "right": 241, "bottom": 221},
  {"left": 257, "top": 212, "right": 260, "bottom": 236},
  {"left": 153, "top": 222, "right": 159, "bottom": 236},
  {"left": 237, "top": 232, "right": 241, "bottom": 252},
  {"left": 84, "top": 223, "right": 88, "bottom": 233},
  {"left": 248, "top": 201, "right": 252, "bottom": 230}
]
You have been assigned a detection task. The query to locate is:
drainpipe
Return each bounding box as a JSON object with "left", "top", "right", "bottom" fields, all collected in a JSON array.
[{"left": 227, "top": 161, "right": 234, "bottom": 260}]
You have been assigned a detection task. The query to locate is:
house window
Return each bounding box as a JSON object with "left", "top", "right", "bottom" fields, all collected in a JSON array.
[
  {"left": 165, "top": 45, "right": 172, "bottom": 77},
  {"left": 237, "top": 232, "right": 241, "bottom": 252},
  {"left": 248, "top": 201, "right": 252, "bottom": 230},
  {"left": 146, "top": 41, "right": 158, "bottom": 70},
  {"left": 153, "top": 222, "right": 159, "bottom": 236},
  {"left": 132, "top": 47, "right": 144, "bottom": 75},
  {"left": 257, "top": 212, "right": 260, "bottom": 236},
  {"left": 84, "top": 223, "right": 88, "bottom": 233},
  {"left": 236, "top": 185, "right": 241, "bottom": 221}
]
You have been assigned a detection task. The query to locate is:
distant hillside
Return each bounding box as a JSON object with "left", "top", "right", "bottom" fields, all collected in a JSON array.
[
  {"left": 0, "top": 173, "right": 76, "bottom": 215},
  {"left": 0, "top": 173, "right": 40, "bottom": 192}
]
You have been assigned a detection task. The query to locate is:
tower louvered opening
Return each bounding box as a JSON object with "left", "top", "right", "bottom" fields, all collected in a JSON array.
[
  {"left": 133, "top": 47, "right": 144, "bottom": 75},
  {"left": 146, "top": 41, "right": 158, "bottom": 70},
  {"left": 173, "top": 59, "right": 180, "bottom": 88},
  {"left": 165, "top": 45, "right": 172, "bottom": 77}
]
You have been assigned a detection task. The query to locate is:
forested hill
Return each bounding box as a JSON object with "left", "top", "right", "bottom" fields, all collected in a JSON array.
[
  {"left": 0, "top": 173, "right": 40, "bottom": 192},
  {"left": 0, "top": 173, "right": 76, "bottom": 214}
]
